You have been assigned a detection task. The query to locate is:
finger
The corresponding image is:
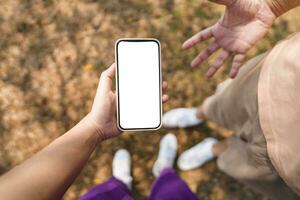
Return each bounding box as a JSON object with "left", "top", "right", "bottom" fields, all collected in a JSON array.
[
  {"left": 182, "top": 27, "right": 213, "bottom": 49},
  {"left": 103, "top": 63, "right": 115, "bottom": 79},
  {"left": 162, "top": 94, "right": 169, "bottom": 103},
  {"left": 230, "top": 54, "right": 246, "bottom": 78},
  {"left": 206, "top": 50, "right": 230, "bottom": 77},
  {"left": 99, "top": 63, "right": 115, "bottom": 92},
  {"left": 162, "top": 81, "right": 168, "bottom": 90},
  {"left": 191, "top": 42, "right": 220, "bottom": 67}
]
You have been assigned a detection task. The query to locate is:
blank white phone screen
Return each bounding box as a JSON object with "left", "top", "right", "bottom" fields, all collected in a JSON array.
[{"left": 116, "top": 40, "right": 161, "bottom": 130}]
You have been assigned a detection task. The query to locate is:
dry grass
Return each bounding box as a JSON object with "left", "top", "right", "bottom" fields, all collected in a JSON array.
[{"left": 0, "top": 0, "right": 299, "bottom": 199}]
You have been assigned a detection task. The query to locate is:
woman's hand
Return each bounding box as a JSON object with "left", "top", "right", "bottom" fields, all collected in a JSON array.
[
  {"left": 87, "top": 64, "right": 120, "bottom": 141},
  {"left": 87, "top": 64, "right": 169, "bottom": 141},
  {"left": 183, "top": 0, "right": 276, "bottom": 78}
]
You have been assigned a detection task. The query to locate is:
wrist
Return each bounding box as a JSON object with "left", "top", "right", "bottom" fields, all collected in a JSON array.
[
  {"left": 81, "top": 114, "right": 106, "bottom": 144},
  {"left": 267, "top": 0, "right": 300, "bottom": 17},
  {"left": 266, "top": 0, "right": 284, "bottom": 17}
]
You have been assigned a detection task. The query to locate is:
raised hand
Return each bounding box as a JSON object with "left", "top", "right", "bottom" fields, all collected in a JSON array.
[{"left": 183, "top": 0, "right": 276, "bottom": 78}]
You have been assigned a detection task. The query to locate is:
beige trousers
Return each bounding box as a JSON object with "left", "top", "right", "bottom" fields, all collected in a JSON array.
[{"left": 200, "top": 53, "right": 298, "bottom": 200}]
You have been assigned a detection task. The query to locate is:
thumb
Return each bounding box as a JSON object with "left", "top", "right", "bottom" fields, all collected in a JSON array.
[
  {"left": 99, "top": 63, "right": 115, "bottom": 93},
  {"left": 92, "top": 63, "right": 115, "bottom": 111},
  {"left": 208, "top": 0, "right": 235, "bottom": 6}
]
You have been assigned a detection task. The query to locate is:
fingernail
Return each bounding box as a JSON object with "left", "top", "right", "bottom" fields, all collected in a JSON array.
[
  {"left": 229, "top": 70, "right": 236, "bottom": 78},
  {"left": 182, "top": 42, "right": 188, "bottom": 49},
  {"left": 206, "top": 71, "right": 212, "bottom": 77},
  {"left": 206, "top": 68, "right": 214, "bottom": 77}
]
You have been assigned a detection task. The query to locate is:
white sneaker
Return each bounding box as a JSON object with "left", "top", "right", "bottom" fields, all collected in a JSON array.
[
  {"left": 177, "top": 138, "right": 218, "bottom": 171},
  {"left": 112, "top": 149, "right": 133, "bottom": 189},
  {"left": 162, "top": 108, "right": 203, "bottom": 128},
  {"left": 152, "top": 133, "right": 178, "bottom": 177}
]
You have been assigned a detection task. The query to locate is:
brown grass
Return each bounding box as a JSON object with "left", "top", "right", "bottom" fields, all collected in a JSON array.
[{"left": 0, "top": 0, "right": 299, "bottom": 199}]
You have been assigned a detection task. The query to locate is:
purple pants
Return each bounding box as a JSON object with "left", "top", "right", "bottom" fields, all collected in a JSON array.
[{"left": 79, "top": 168, "right": 199, "bottom": 200}]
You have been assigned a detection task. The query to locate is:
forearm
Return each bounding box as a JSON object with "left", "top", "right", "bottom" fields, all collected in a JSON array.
[
  {"left": 267, "top": 0, "right": 300, "bottom": 16},
  {"left": 0, "top": 115, "right": 101, "bottom": 200}
]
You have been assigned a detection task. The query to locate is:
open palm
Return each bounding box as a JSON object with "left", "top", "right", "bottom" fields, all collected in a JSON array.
[{"left": 183, "top": 0, "right": 276, "bottom": 78}]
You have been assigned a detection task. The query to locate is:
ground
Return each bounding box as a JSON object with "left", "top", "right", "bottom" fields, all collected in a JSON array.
[{"left": 0, "top": 0, "right": 300, "bottom": 199}]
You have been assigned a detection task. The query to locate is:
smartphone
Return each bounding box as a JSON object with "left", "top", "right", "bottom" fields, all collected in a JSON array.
[{"left": 115, "top": 38, "right": 162, "bottom": 131}]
